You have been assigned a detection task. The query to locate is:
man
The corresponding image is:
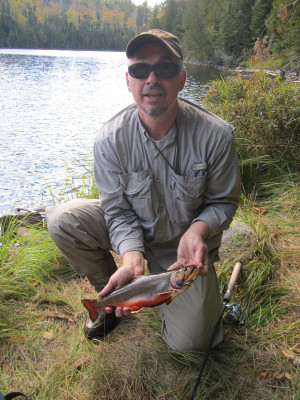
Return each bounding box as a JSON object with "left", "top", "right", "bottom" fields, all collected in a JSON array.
[{"left": 46, "top": 29, "right": 241, "bottom": 351}]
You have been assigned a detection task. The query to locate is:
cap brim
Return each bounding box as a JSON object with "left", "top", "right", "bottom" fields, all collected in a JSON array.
[{"left": 126, "top": 33, "right": 182, "bottom": 59}]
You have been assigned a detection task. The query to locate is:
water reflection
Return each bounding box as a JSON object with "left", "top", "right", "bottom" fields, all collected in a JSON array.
[
  {"left": 182, "top": 63, "right": 227, "bottom": 105},
  {"left": 185, "top": 63, "right": 224, "bottom": 82}
]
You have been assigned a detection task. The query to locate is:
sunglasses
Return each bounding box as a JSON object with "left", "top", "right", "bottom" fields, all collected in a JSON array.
[{"left": 128, "top": 62, "right": 181, "bottom": 79}]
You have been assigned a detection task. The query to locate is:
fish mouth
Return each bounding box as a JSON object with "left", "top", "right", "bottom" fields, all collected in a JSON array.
[
  {"left": 170, "top": 266, "right": 199, "bottom": 289},
  {"left": 181, "top": 266, "right": 199, "bottom": 286}
]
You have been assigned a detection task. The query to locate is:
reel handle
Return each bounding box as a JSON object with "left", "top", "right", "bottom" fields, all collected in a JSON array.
[{"left": 223, "top": 261, "right": 242, "bottom": 301}]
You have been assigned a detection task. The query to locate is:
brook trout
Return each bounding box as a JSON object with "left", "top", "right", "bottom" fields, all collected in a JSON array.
[{"left": 82, "top": 265, "right": 199, "bottom": 322}]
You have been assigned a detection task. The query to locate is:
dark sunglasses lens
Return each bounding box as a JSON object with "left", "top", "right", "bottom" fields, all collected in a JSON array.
[
  {"left": 156, "top": 63, "right": 180, "bottom": 78},
  {"left": 128, "top": 63, "right": 180, "bottom": 79},
  {"left": 128, "top": 63, "right": 151, "bottom": 79}
]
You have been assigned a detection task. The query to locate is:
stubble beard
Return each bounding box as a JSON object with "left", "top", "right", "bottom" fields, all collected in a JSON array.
[
  {"left": 140, "top": 85, "right": 168, "bottom": 117},
  {"left": 141, "top": 103, "right": 168, "bottom": 117}
]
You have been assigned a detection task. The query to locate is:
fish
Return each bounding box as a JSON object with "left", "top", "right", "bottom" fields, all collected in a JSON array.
[{"left": 82, "top": 265, "right": 200, "bottom": 322}]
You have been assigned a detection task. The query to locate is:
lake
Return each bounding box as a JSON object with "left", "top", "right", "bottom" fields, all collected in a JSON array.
[{"left": 0, "top": 49, "right": 223, "bottom": 218}]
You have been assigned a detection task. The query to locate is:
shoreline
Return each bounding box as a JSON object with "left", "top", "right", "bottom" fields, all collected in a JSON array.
[{"left": 186, "top": 59, "right": 299, "bottom": 81}]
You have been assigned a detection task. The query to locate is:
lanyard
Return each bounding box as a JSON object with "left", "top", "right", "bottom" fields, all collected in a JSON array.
[{"left": 150, "top": 119, "right": 179, "bottom": 175}]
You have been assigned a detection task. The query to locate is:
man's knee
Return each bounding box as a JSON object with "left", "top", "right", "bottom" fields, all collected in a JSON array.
[
  {"left": 45, "top": 203, "right": 76, "bottom": 246},
  {"left": 45, "top": 200, "right": 116, "bottom": 288},
  {"left": 45, "top": 206, "right": 63, "bottom": 245},
  {"left": 45, "top": 198, "right": 106, "bottom": 246},
  {"left": 162, "top": 325, "right": 223, "bottom": 352}
]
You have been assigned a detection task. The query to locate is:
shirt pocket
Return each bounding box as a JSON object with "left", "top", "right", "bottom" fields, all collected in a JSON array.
[
  {"left": 119, "top": 169, "right": 157, "bottom": 221},
  {"left": 170, "top": 172, "right": 206, "bottom": 224}
]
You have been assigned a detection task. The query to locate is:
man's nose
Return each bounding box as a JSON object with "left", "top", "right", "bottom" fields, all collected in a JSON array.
[{"left": 146, "top": 70, "right": 160, "bottom": 83}]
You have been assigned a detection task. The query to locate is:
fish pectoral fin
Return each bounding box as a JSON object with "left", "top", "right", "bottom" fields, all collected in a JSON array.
[
  {"left": 155, "top": 291, "right": 173, "bottom": 305},
  {"left": 165, "top": 291, "right": 182, "bottom": 305},
  {"left": 131, "top": 306, "right": 143, "bottom": 313}
]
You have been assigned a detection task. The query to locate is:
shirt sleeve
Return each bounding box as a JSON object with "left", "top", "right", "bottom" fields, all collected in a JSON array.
[
  {"left": 192, "top": 132, "right": 241, "bottom": 238},
  {"left": 93, "top": 135, "right": 145, "bottom": 257}
]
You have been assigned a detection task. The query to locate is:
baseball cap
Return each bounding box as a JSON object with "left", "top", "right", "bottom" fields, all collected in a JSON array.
[{"left": 126, "top": 29, "right": 183, "bottom": 60}]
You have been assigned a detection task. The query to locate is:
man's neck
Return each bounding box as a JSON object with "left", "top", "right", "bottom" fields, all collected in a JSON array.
[{"left": 138, "top": 103, "right": 178, "bottom": 141}]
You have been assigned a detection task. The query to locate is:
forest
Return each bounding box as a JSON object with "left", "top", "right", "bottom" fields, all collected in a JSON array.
[{"left": 0, "top": 0, "right": 299, "bottom": 69}]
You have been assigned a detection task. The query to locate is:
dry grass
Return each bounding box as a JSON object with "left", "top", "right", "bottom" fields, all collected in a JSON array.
[{"left": 0, "top": 177, "right": 299, "bottom": 399}]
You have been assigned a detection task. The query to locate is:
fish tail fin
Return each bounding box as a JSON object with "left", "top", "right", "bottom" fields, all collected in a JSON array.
[{"left": 82, "top": 299, "right": 100, "bottom": 322}]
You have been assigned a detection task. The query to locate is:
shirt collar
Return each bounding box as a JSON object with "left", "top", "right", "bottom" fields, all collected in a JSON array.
[{"left": 137, "top": 112, "right": 178, "bottom": 146}]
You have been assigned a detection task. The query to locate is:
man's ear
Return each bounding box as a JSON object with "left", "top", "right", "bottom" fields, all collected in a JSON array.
[
  {"left": 126, "top": 72, "right": 131, "bottom": 92},
  {"left": 179, "top": 70, "right": 187, "bottom": 91}
]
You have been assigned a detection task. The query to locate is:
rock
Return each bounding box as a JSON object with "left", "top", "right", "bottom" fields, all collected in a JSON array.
[
  {"left": 0, "top": 209, "right": 45, "bottom": 235},
  {"left": 219, "top": 221, "right": 256, "bottom": 264}
]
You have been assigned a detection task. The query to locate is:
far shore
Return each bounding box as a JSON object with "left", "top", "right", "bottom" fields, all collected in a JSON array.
[{"left": 186, "top": 58, "right": 299, "bottom": 81}]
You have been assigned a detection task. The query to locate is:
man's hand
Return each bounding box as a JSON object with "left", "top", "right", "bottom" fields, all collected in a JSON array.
[
  {"left": 168, "top": 221, "right": 210, "bottom": 277},
  {"left": 98, "top": 250, "right": 145, "bottom": 318}
]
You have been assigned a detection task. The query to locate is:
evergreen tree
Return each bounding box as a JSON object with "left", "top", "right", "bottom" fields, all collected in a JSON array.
[
  {"left": 266, "top": 0, "right": 300, "bottom": 71},
  {"left": 148, "top": 5, "right": 163, "bottom": 30},
  {"left": 182, "top": 0, "right": 223, "bottom": 60},
  {"left": 0, "top": 0, "right": 15, "bottom": 47},
  {"left": 250, "top": 0, "right": 273, "bottom": 38},
  {"left": 220, "top": 0, "right": 256, "bottom": 59}
]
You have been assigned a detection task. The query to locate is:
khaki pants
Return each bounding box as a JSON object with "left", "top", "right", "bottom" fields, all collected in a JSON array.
[{"left": 46, "top": 198, "right": 223, "bottom": 351}]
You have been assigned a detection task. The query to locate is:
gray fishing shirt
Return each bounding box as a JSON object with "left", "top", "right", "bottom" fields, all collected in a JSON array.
[{"left": 94, "top": 98, "right": 241, "bottom": 271}]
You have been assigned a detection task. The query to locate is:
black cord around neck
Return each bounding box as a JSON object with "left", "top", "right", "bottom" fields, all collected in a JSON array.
[{"left": 150, "top": 119, "right": 179, "bottom": 174}]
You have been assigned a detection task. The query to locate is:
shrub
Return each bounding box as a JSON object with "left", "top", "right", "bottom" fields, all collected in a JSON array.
[{"left": 203, "top": 72, "right": 299, "bottom": 192}]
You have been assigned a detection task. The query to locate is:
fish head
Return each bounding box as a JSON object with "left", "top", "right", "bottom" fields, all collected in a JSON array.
[{"left": 169, "top": 265, "right": 200, "bottom": 290}]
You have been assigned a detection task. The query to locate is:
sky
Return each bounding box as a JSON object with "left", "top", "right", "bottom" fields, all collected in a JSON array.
[{"left": 132, "top": 0, "right": 164, "bottom": 7}]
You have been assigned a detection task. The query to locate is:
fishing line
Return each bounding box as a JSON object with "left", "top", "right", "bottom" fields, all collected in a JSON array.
[{"left": 189, "top": 262, "right": 242, "bottom": 400}]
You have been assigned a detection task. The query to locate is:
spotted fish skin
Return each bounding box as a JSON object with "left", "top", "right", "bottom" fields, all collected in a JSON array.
[{"left": 82, "top": 266, "right": 199, "bottom": 322}]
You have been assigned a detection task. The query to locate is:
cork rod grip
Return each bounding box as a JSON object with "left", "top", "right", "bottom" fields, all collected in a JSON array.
[{"left": 223, "top": 261, "right": 242, "bottom": 301}]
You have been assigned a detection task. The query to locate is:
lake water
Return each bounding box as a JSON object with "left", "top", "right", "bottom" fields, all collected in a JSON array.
[{"left": 0, "top": 49, "right": 223, "bottom": 217}]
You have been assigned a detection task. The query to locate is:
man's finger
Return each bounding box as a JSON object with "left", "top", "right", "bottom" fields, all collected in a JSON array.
[
  {"left": 196, "top": 260, "right": 209, "bottom": 277},
  {"left": 167, "top": 261, "right": 183, "bottom": 271},
  {"left": 122, "top": 307, "right": 132, "bottom": 316},
  {"left": 98, "top": 278, "right": 117, "bottom": 297}
]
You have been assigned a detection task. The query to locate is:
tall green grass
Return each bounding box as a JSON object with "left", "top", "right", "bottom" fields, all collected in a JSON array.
[
  {"left": 0, "top": 223, "right": 74, "bottom": 340},
  {"left": 203, "top": 72, "right": 299, "bottom": 192},
  {"left": 45, "top": 156, "right": 98, "bottom": 206}
]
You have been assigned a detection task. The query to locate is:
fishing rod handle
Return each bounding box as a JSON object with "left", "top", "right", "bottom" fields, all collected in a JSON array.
[{"left": 223, "top": 261, "right": 242, "bottom": 301}]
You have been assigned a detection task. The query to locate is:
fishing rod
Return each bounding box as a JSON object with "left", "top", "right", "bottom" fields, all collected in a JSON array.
[{"left": 189, "top": 261, "right": 242, "bottom": 400}]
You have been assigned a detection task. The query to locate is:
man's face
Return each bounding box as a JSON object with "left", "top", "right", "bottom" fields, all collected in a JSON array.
[{"left": 126, "top": 43, "right": 186, "bottom": 119}]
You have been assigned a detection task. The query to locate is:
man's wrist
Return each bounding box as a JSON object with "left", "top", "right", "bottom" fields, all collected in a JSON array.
[
  {"left": 121, "top": 250, "right": 145, "bottom": 273},
  {"left": 190, "top": 220, "right": 210, "bottom": 240}
]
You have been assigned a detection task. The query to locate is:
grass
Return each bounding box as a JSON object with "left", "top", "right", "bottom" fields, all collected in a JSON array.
[
  {"left": 203, "top": 72, "right": 299, "bottom": 193},
  {"left": 0, "top": 173, "right": 299, "bottom": 400}
]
